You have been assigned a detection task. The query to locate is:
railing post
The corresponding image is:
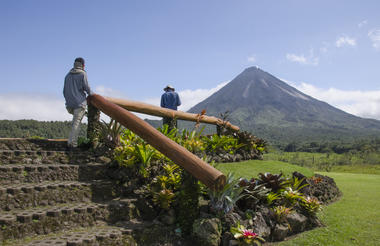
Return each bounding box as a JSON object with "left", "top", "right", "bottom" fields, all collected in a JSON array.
[{"left": 87, "top": 104, "right": 101, "bottom": 148}]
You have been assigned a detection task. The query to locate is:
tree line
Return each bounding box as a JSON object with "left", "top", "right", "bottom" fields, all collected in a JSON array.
[
  {"left": 0, "top": 120, "right": 86, "bottom": 139},
  {"left": 282, "top": 138, "right": 380, "bottom": 154}
]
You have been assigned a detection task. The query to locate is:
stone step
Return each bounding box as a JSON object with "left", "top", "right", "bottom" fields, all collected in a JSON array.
[
  {"left": 0, "top": 163, "right": 122, "bottom": 185},
  {"left": 0, "top": 200, "right": 143, "bottom": 242},
  {"left": 0, "top": 202, "right": 108, "bottom": 242},
  {"left": 5, "top": 224, "right": 140, "bottom": 246},
  {"left": 0, "top": 150, "right": 111, "bottom": 165},
  {"left": 0, "top": 164, "right": 79, "bottom": 184},
  {"left": 0, "top": 181, "right": 92, "bottom": 211}
]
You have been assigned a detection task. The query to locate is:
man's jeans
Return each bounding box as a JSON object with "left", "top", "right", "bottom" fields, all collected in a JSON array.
[{"left": 67, "top": 106, "right": 86, "bottom": 147}]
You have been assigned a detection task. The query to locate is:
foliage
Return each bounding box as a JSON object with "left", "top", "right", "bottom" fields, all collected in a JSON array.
[
  {"left": 178, "top": 127, "right": 206, "bottom": 153},
  {"left": 152, "top": 189, "right": 175, "bottom": 210},
  {"left": 272, "top": 205, "right": 292, "bottom": 223},
  {"left": 133, "top": 143, "right": 156, "bottom": 177},
  {"left": 77, "top": 136, "right": 91, "bottom": 149},
  {"left": 266, "top": 192, "right": 281, "bottom": 205},
  {"left": 208, "top": 172, "right": 245, "bottom": 215},
  {"left": 286, "top": 176, "right": 309, "bottom": 191},
  {"left": 202, "top": 134, "right": 245, "bottom": 154},
  {"left": 257, "top": 172, "right": 286, "bottom": 192},
  {"left": 155, "top": 163, "right": 182, "bottom": 190},
  {"left": 234, "top": 131, "right": 267, "bottom": 154},
  {"left": 176, "top": 171, "right": 201, "bottom": 235},
  {"left": 230, "top": 222, "right": 265, "bottom": 246},
  {"left": 150, "top": 162, "right": 182, "bottom": 210},
  {"left": 299, "top": 196, "right": 322, "bottom": 215},
  {"left": 238, "top": 178, "right": 269, "bottom": 208},
  {"left": 99, "top": 119, "right": 123, "bottom": 148},
  {"left": 281, "top": 188, "right": 304, "bottom": 207},
  {"left": 157, "top": 124, "right": 179, "bottom": 142}
]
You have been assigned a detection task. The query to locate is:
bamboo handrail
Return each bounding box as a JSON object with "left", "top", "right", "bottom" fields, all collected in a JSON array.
[
  {"left": 106, "top": 97, "right": 239, "bottom": 132},
  {"left": 88, "top": 94, "right": 226, "bottom": 191}
]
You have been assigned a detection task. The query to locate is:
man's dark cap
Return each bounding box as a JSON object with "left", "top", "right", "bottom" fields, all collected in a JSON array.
[{"left": 74, "top": 57, "right": 85, "bottom": 66}]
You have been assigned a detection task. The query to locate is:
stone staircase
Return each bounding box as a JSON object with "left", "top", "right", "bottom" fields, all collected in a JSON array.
[{"left": 0, "top": 138, "right": 153, "bottom": 246}]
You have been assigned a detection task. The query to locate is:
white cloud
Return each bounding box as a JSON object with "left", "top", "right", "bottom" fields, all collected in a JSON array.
[
  {"left": 247, "top": 55, "right": 256, "bottom": 63},
  {"left": 286, "top": 49, "right": 319, "bottom": 66},
  {"left": 286, "top": 54, "right": 307, "bottom": 64},
  {"left": 292, "top": 82, "right": 380, "bottom": 120},
  {"left": 368, "top": 29, "right": 380, "bottom": 50},
  {"left": 358, "top": 20, "right": 368, "bottom": 28},
  {"left": 335, "top": 36, "right": 356, "bottom": 47},
  {"left": 0, "top": 93, "right": 71, "bottom": 121},
  {"left": 94, "top": 85, "right": 126, "bottom": 98}
]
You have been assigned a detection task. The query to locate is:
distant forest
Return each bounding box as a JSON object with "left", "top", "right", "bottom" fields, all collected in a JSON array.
[
  {"left": 1, "top": 119, "right": 380, "bottom": 155},
  {"left": 0, "top": 120, "right": 86, "bottom": 139}
]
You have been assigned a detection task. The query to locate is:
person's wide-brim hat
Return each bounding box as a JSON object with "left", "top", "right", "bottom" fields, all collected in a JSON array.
[{"left": 164, "top": 85, "right": 175, "bottom": 91}]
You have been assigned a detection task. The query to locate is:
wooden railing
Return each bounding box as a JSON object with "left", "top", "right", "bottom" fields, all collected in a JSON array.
[
  {"left": 87, "top": 94, "right": 226, "bottom": 191},
  {"left": 106, "top": 97, "right": 240, "bottom": 132}
]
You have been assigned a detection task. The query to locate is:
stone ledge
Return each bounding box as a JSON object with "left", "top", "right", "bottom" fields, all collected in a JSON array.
[
  {"left": 0, "top": 181, "right": 92, "bottom": 211},
  {"left": 0, "top": 164, "right": 79, "bottom": 184},
  {"left": 4, "top": 225, "right": 137, "bottom": 246}
]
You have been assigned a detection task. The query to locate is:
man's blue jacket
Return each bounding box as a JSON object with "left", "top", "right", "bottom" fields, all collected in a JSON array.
[{"left": 161, "top": 90, "right": 181, "bottom": 110}]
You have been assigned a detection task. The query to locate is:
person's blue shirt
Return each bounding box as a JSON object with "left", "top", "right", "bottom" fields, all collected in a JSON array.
[{"left": 161, "top": 89, "right": 181, "bottom": 110}]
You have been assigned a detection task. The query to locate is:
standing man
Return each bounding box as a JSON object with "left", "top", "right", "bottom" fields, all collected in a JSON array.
[
  {"left": 160, "top": 85, "right": 181, "bottom": 130},
  {"left": 63, "top": 57, "right": 93, "bottom": 149}
]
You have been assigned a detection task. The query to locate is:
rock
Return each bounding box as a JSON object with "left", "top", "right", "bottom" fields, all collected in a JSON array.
[
  {"left": 272, "top": 223, "right": 289, "bottom": 241},
  {"left": 252, "top": 212, "right": 271, "bottom": 239},
  {"left": 96, "top": 156, "right": 112, "bottom": 164},
  {"left": 221, "top": 232, "right": 235, "bottom": 246},
  {"left": 223, "top": 212, "right": 242, "bottom": 228},
  {"left": 235, "top": 154, "right": 242, "bottom": 161},
  {"left": 286, "top": 212, "right": 307, "bottom": 233},
  {"left": 135, "top": 197, "right": 157, "bottom": 221},
  {"left": 159, "top": 209, "right": 176, "bottom": 225},
  {"left": 192, "top": 217, "right": 222, "bottom": 246}
]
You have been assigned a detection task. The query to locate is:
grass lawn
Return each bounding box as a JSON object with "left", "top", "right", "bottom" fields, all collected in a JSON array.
[
  {"left": 216, "top": 160, "right": 380, "bottom": 246},
  {"left": 330, "top": 164, "right": 380, "bottom": 175},
  {"left": 216, "top": 159, "right": 314, "bottom": 178}
]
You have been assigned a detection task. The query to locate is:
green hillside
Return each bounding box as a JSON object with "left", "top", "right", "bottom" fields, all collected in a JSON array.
[{"left": 0, "top": 120, "right": 86, "bottom": 139}]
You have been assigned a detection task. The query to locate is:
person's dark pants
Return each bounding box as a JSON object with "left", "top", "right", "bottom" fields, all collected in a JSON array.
[{"left": 163, "top": 117, "right": 177, "bottom": 132}]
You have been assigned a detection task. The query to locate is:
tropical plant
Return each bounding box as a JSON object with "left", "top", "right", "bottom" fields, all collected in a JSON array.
[
  {"left": 202, "top": 134, "right": 244, "bottom": 154},
  {"left": 299, "top": 196, "right": 322, "bottom": 215},
  {"left": 99, "top": 119, "right": 123, "bottom": 148},
  {"left": 237, "top": 178, "right": 269, "bottom": 209},
  {"left": 266, "top": 192, "right": 281, "bottom": 206},
  {"left": 234, "top": 130, "right": 267, "bottom": 154},
  {"left": 282, "top": 187, "right": 304, "bottom": 206},
  {"left": 156, "top": 163, "right": 182, "bottom": 190},
  {"left": 152, "top": 188, "right": 175, "bottom": 210},
  {"left": 230, "top": 222, "right": 265, "bottom": 246},
  {"left": 258, "top": 172, "right": 287, "bottom": 192},
  {"left": 286, "top": 176, "right": 309, "bottom": 191},
  {"left": 158, "top": 124, "right": 179, "bottom": 142},
  {"left": 208, "top": 172, "right": 245, "bottom": 215},
  {"left": 242, "top": 183, "right": 269, "bottom": 207},
  {"left": 272, "top": 205, "right": 292, "bottom": 223},
  {"left": 133, "top": 142, "right": 156, "bottom": 178}
]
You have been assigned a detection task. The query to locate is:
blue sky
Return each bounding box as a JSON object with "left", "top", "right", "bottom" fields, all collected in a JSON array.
[{"left": 1, "top": 0, "right": 380, "bottom": 121}]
